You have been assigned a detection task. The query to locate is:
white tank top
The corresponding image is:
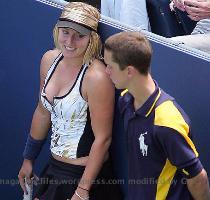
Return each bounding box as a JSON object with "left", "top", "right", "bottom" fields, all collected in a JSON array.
[{"left": 41, "top": 53, "right": 94, "bottom": 159}]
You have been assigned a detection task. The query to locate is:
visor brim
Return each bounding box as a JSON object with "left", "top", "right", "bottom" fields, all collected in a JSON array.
[{"left": 57, "top": 20, "right": 91, "bottom": 35}]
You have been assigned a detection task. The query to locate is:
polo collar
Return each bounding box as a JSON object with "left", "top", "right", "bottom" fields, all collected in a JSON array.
[{"left": 124, "top": 81, "right": 161, "bottom": 117}]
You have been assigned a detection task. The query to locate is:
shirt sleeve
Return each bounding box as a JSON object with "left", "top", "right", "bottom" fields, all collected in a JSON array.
[
  {"left": 120, "top": 0, "right": 149, "bottom": 30},
  {"left": 154, "top": 126, "right": 203, "bottom": 178},
  {"left": 101, "top": 0, "right": 112, "bottom": 17}
]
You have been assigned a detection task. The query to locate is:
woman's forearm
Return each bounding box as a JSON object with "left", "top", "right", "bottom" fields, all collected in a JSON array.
[{"left": 78, "top": 137, "right": 112, "bottom": 190}]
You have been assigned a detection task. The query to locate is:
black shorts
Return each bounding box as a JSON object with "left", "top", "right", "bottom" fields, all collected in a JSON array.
[{"left": 34, "top": 156, "right": 123, "bottom": 200}]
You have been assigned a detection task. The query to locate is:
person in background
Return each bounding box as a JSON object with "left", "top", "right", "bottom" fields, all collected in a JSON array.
[
  {"left": 104, "top": 31, "right": 210, "bottom": 200},
  {"left": 101, "top": 0, "right": 150, "bottom": 31},
  {"left": 65, "top": 0, "right": 100, "bottom": 9},
  {"left": 170, "top": 0, "right": 210, "bottom": 53},
  {"left": 18, "top": 2, "right": 122, "bottom": 200}
]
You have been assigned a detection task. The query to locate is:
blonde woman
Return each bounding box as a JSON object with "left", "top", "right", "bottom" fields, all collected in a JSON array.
[{"left": 18, "top": 2, "right": 122, "bottom": 200}]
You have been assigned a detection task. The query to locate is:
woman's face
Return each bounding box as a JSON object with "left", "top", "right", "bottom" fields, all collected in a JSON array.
[{"left": 58, "top": 28, "right": 90, "bottom": 59}]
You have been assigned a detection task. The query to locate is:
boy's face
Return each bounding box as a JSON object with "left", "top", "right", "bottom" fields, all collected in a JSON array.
[{"left": 104, "top": 50, "right": 128, "bottom": 89}]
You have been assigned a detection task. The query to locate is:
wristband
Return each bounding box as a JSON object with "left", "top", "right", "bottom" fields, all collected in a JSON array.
[{"left": 23, "top": 134, "right": 46, "bottom": 160}]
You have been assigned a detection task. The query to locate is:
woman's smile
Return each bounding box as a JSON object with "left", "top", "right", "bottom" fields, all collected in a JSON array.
[{"left": 64, "top": 45, "right": 76, "bottom": 51}]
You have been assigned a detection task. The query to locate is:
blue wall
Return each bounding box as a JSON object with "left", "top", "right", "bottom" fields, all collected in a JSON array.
[
  {"left": 0, "top": 0, "right": 60, "bottom": 199},
  {"left": 0, "top": 0, "right": 210, "bottom": 199}
]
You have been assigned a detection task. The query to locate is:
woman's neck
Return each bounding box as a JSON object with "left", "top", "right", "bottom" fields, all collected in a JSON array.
[{"left": 62, "top": 54, "right": 84, "bottom": 68}]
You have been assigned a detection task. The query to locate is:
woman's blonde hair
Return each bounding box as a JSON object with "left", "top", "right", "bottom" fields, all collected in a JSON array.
[{"left": 53, "top": 2, "right": 102, "bottom": 64}]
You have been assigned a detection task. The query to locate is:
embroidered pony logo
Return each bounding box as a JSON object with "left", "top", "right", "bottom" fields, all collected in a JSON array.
[{"left": 139, "top": 132, "right": 148, "bottom": 156}]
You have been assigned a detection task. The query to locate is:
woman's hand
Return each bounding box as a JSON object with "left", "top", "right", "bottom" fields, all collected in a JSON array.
[{"left": 18, "top": 159, "right": 33, "bottom": 194}]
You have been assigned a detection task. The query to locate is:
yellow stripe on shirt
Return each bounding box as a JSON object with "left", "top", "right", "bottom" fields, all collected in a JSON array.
[
  {"left": 156, "top": 159, "right": 177, "bottom": 200},
  {"left": 154, "top": 100, "right": 198, "bottom": 157}
]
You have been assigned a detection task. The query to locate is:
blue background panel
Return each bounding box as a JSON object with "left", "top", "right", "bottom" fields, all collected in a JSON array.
[{"left": 0, "top": 0, "right": 60, "bottom": 199}]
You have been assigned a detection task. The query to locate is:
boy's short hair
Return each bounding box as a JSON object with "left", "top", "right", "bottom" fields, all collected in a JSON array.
[{"left": 104, "top": 31, "right": 152, "bottom": 75}]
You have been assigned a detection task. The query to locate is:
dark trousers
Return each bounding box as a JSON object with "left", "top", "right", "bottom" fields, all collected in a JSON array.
[{"left": 34, "top": 156, "right": 123, "bottom": 200}]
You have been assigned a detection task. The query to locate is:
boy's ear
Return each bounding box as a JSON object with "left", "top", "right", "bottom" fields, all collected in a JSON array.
[{"left": 127, "top": 65, "right": 137, "bottom": 78}]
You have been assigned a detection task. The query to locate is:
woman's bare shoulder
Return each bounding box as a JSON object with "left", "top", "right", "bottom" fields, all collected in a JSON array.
[
  {"left": 91, "top": 59, "right": 106, "bottom": 69},
  {"left": 86, "top": 59, "right": 107, "bottom": 79},
  {"left": 40, "top": 49, "right": 61, "bottom": 74},
  {"left": 85, "top": 59, "right": 113, "bottom": 91},
  {"left": 41, "top": 49, "right": 61, "bottom": 68}
]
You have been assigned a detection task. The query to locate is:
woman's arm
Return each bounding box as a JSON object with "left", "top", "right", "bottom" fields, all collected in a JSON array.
[
  {"left": 18, "top": 50, "right": 58, "bottom": 193},
  {"left": 72, "top": 59, "right": 115, "bottom": 199},
  {"left": 18, "top": 102, "right": 51, "bottom": 194}
]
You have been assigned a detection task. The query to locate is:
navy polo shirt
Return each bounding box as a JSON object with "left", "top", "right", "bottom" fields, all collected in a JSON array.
[{"left": 119, "top": 83, "right": 203, "bottom": 200}]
